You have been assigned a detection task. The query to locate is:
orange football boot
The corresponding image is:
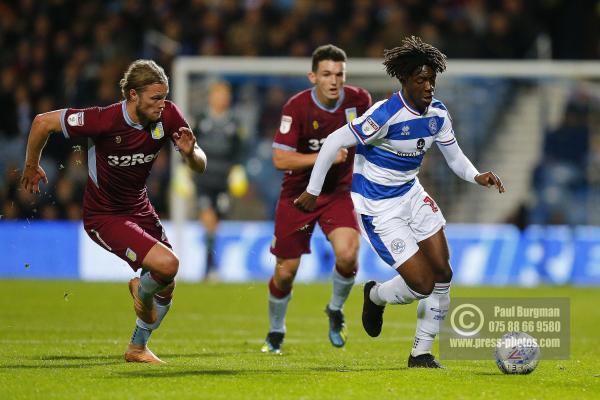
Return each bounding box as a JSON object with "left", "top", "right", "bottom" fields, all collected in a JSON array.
[{"left": 124, "top": 343, "right": 165, "bottom": 364}]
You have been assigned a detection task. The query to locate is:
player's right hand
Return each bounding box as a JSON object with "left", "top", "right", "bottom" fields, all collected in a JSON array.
[
  {"left": 20, "top": 164, "right": 48, "bottom": 194},
  {"left": 333, "top": 148, "right": 348, "bottom": 164},
  {"left": 294, "top": 191, "right": 318, "bottom": 212}
]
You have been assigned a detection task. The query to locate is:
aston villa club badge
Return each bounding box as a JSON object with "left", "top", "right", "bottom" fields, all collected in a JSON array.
[
  {"left": 151, "top": 122, "right": 164, "bottom": 139},
  {"left": 345, "top": 107, "right": 357, "bottom": 122}
]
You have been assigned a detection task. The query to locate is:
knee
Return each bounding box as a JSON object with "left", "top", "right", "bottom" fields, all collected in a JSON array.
[
  {"left": 335, "top": 249, "right": 358, "bottom": 273},
  {"left": 334, "top": 240, "right": 359, "bottom": 271},
  {"left": 274, "top": 263, "right": 298, "bottom": 286},
  {"left": 157, "top": 253, "right": 179, "bottom": 280},
  {"left": 436, "top": 264, "right": 453, "bottom": 283},
  {"left": 406, "top": 273, "right": 435, "bottom": 296}
]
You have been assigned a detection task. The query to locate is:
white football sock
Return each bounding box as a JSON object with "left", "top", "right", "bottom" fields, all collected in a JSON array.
[
  {"left": 370, "top": 274, "right": 428, "bottom": 306},
  {"left": 411, "top": 283, "right": 450, "bottom": 357},
  {"left": 268, "top": 292, "right": 291, "bottom": 333},
  {"left": 132, "top": 300, "right": 172, "bottom": 346},
  {"left": 137, "top": 300, "right": 171, "bottom": 331},
  {"left": 139, "top": 272, "right": 167, "bottom": 305},
  {"left": 328, "top": 268, "right": 355, "bottom": 311}
]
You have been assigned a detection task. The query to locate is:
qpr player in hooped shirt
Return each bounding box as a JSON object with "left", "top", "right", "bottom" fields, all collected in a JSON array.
[
  {"left": 295, "top": 37, "right": 505, "bottom": 369},
  {"left": 21, "top": 59, "right": 207, "bottom": 364}
]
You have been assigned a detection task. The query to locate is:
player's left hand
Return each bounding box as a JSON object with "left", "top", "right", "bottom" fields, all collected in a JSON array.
[
  {"left": 294, "top": 191, "right": 318, "bottom": 212},
  {"left": 173, "top": 127, "right": 197, "bottom": 156},
  {"left": 475, "top": 171, "right": 505, "bottom": 193}
]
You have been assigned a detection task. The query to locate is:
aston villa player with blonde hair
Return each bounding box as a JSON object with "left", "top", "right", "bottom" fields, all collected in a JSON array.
[{"left": 21, "top": 59, "right": 207, "bottom": 364}]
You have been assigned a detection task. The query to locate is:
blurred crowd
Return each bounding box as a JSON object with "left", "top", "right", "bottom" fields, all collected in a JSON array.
[
  {"left": 527, "top": 90, "right": 600, "bottom": 226},
  {"left": 0, "top": 0, "right": 599, "bottom": 224}
]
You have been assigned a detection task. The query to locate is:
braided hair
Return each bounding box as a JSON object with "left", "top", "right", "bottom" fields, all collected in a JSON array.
[{"left": 383, "top": 36, "right": 447, "bottom": 82}]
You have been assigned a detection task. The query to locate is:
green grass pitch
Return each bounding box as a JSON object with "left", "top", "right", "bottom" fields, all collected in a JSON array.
[{"left": 0, "top": 281, "right": 598, "bottom": 399}]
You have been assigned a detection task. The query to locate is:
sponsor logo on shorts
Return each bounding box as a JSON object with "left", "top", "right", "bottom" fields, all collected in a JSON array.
[
  {"left": 67, "top": 112, "right": 84, "bottom": 127},
  {"left": 279, "top": 115, "right": 292, "bottom": 134},
  {"left": 126, "top": 248, "right": 137, "bottom": 262},
  {"left": 391, "top": 238, "right": 405, "bottom": 254},
  {"left": 107, "top": 151, "right": 160, "bottom": 167},
  {"left": 362, "top": 117, "right": 380, "bottom": 136}
]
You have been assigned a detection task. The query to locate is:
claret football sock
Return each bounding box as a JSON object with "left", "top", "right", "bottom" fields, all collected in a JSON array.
[
  {"left": 411, "top": 283, "right": 450, "bottom": 357},
  {"left": 328, "top": 266, "right": 355, "bottom": 311}
]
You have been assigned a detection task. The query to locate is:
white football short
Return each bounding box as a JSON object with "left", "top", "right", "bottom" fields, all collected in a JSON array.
[{"left": 356, "top": 183, "right": 446, "bottom": 269}]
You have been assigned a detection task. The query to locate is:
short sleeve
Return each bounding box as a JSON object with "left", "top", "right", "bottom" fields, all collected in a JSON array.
[
  {"left": 163, "top": 101, "right": 190, "bottom": 146},
  {"left": 273, "top": 101, "right": 302, "bottom": 152},
  {"left": 60, "top": 107, "right": 104, "bottom": 139}
]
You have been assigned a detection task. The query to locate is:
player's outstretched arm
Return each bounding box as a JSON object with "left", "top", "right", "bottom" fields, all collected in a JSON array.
[
  {"left": 437, "top": 140, "right": 505, "bottom": 193},
  {"left": 475, "top": 171, "right": 505, "bottom": 193},
  {"left": 174, "top": 127, "right": 207, "bottom": 173},
  {"left": 294, "top": 125, "right": 358, "bottom": 212},
  {"left": 272, "top": 147, "right": 348, "bottom": 171},
  {"left": 21, "top": 110, "right": 63, "bottom": 194}
]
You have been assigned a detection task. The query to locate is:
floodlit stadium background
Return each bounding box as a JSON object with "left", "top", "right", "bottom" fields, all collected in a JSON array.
[{"left": 0, "top": 1, "right": 599, "bottom": 285}]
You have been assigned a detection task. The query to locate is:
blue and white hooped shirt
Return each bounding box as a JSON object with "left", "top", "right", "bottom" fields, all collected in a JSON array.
[{"left": 347, "top": 91, "right": 456, "bottom": 215}]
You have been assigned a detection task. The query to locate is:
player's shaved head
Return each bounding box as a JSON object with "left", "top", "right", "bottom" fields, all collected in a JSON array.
[
  {"left": 311, "top": 44, "right": 347, "bottom": 72},
  {"left": 120, "top": 59, "right": 169, "bottom": 100},
  {"left": 383, "top": 36, "right": 447, "bottom": 82}
]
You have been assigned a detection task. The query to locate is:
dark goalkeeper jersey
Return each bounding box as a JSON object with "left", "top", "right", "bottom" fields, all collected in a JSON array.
[{"left": 60, "top": 100, "right": 188, "bottom": 217}]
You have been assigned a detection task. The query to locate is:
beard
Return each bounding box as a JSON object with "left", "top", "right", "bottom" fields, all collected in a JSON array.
[{"left": 136, "top": 104, "right": 160, "bottom": 125}]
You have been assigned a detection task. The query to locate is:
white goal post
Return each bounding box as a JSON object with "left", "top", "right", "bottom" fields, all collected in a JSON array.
[{"left": 174, "top": 57, "right": 600, "bottom": 118}]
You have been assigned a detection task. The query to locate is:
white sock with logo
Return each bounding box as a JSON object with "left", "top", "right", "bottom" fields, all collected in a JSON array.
[
  {"left": 370, "top": 274, "right": 428, "bottom": 306},
  {"left": 411, "top": 283, "right": 451, "bottom": 357}
]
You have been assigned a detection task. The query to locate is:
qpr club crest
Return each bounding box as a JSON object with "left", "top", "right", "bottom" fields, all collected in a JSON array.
[
  {"left": 391, "top": 239, "right": 405, "bottom": 254},
  {"left": 428, "top": 118, "right": 438, "bottom": 134}
]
